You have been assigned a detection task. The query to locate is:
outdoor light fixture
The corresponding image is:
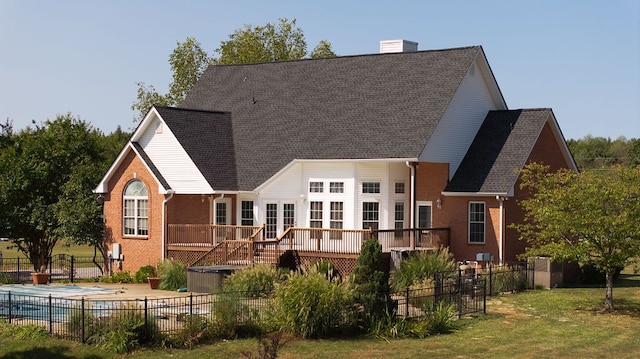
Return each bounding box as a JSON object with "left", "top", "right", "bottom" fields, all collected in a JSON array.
[{"left": 436, "top": 197, "right": 442, "bottom": 209}]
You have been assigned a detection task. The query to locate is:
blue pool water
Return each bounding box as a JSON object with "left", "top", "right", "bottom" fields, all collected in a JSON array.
[{"left": 0, "top": 285, "right": 117, "bottom": 322}]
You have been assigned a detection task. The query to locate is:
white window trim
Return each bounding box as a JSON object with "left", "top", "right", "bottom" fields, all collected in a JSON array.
[{"left": 122, "top": 180, "right": 148, "bottom": 237}]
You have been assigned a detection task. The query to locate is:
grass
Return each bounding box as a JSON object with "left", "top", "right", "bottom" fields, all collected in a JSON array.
[
  {"left": 0, "top": 271, "right": 638, "bottom": 358},
  {"left": 0, "top": 241, "right": 97, "bottom": 258}
]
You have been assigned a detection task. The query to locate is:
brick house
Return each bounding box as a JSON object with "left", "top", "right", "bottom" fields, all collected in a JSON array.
[{"left": 95, "top": 41, "right": 576, "bottom": 275}]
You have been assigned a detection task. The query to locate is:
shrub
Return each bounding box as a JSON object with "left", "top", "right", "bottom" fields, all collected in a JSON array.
[
  {"left": 222, "top": 264, "right": 285, "bottom": 297},
  {"left": 134, "top": 265, "right": 157, "bottom": 283},
  {"left": 490, "top": 265, "right": 529, "bottom": 293},
  {"left": 0, "top": 272, "right": 14, "bottom": 284},
  {"left": 351, "top": 238, "right": 393, "bottom": 327},
  {"left": 267, "top": 271, "right": 355, "bottom": 338},
  {"left": 86, "top": 302, "right": 159, "bottom": 353},
  {"left": 391, "top": 248, "right": 457, "bottom": 291},
  {"left": 158, "top": 259, "right": 187, "bottom": 291},
  {"left": 311, "top": 260, "right": 340, "bottom": 281},
  {"left": 169, "top": 314, "right": 214, "bottom": 348},
  {"left": 424, "top": 302, "right": 457, "bottom": 335},
  {"left": 99, "top": 270, "right": 135, "bottom": 284},
  {"left": 211, "top": 292, "right": 263, "bottom": 339},
  {"left": 241, "top": 331, "right": 289, "bottom": 359},
  {"left": 65, "top": 305, "right": 100, "bottom": 341}
]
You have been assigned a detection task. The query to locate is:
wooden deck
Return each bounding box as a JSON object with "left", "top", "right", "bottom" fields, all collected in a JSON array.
[{"left": 166, "top": 225, "right": 450, "bottom": 271}]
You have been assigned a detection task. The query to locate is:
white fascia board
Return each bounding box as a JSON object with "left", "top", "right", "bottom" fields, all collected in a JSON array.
[
  {"left": 253, "top": 157, "right": 418, "bottom": 192},
  {"left": 130, "top": 106, "right": 162, "bottom": 142},
  {"left": 475, "top": 47, "right": 508, "bottom": 110}
]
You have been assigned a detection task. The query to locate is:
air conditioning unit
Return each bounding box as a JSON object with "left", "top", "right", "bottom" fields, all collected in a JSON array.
[{"left": 475, "top": 252, "right": 491, "bottom": 262}]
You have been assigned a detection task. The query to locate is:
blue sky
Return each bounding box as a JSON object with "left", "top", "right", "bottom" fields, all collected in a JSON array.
[{"left": 1, "top": 0, "right": 638, "bottom": 140}]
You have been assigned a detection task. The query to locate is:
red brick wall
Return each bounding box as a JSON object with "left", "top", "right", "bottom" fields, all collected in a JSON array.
[
  {"left": 504, "top": 122, "right": 574, "bottom": 262},
  {"left": 415, "top": 122, "right": 574, "bottom": 264},
  {"left": 103, "top": 150, "right": 165, "bottom": 274}
]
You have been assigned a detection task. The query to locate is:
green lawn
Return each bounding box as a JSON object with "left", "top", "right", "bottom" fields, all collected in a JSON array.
[
  {"left": 0, "top": 241, "right": 97, "bottom": 258},
  {"left": 1, "top": 270, "right": 639, "bottom": 358}
]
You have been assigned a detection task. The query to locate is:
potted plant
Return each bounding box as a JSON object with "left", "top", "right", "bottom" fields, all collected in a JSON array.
[
  {"left": 135, "top": 265, "right": 160, "bottom": 289},
  {"left": 31, "top": 264, "right": 50, "bottom": 285}
]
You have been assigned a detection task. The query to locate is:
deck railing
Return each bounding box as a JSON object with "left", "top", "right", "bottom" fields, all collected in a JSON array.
[
  {"left": 374, "top": 228, "right": 450, "bottom": 252},
  {"left": 169, "top": 224, "right": 450, "bottom": 266},
  {"left": 167, "top": 224, "right": 263, "bottom": 247}
]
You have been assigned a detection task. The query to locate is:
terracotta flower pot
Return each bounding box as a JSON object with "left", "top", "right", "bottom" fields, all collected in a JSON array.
[
  {"left": 148, "top": 277, "right": 161, "bottom": 289},
  {"left": 31, "top": 272, "right": 50, "bottom": 285}
]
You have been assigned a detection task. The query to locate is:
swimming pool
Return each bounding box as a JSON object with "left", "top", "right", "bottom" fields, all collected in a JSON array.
[{"left": 0, "top": 285, "right": 118, "bottom": 322}]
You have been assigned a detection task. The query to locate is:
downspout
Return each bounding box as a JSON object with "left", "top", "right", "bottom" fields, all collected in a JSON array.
[
  {"left": 496, "top": 195, "right": 505, "bottom": 264},
  {"left": 406, "top": 161, "right": 416, "bottom": 249},
  {"left": 161, "top": 190, "right": 175, "bottom": 261}
]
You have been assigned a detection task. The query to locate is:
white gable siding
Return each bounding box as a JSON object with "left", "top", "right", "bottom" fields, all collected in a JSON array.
[
  {"left": 256, "top": 160, "right": 409, "bottom": 235},
  {"left": 419, "top": 60, "right": 505, "bottom": 178},
  {"left": 138, "top": 117, "right": 212, "bottom": 194}
]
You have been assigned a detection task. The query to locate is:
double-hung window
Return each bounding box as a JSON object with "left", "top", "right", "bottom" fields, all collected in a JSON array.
[
  {"left": 468, "top": 202, "right": 486, "bottom": 243},
  {"left": 362, "top": 202, "right": 379, "bottom": 231},
  {"left": 241, "top": 201, "right": 254, "bottom": 226},
  {"left": 123, "top": 180, "right": 148, "bottom": 236}
]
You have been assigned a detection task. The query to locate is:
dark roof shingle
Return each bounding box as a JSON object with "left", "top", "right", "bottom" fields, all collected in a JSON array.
[
  {"left": 445, "top": 109, "right": 552, "bottom": 194},
  {"left": 181, "top": 46, "right": 481, "bottom": 190}
]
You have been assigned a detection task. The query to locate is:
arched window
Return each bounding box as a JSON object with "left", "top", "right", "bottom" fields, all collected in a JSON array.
[{"left": 123, "top": 180, "right": 148, "bottom": 236}]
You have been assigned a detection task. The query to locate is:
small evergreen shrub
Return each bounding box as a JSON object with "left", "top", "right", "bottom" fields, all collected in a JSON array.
[
  {"left": 267, "top": 271, "right": 355, "bottom": 338},
  {"left": 351, "top": 238, "right": 393, "bottom": 327},
  {"left": 158, "top": 259, "right": 187, "bottom": 291},
  {"left": 134, "top": 265, "right": 157, "bottom": 283},
  {"left": 222, "top": 264, "right": 285, "bottom": 297},
  {"left": 391, "top": 248, "right": 457, "bottom": 291}
]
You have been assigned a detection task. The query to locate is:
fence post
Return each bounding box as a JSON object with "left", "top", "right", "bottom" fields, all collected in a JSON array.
[
  {"left": 48, "top": 256, "right": 52, "bottom": 283},
  {"left": 405, "top": 287, "right": 409, "bottom": 318},
  {"left": 144, "top": 297, "right": 148, "bottom": 338},
  {"left": 483, "top": 279, "right": 487, "bottom": 314},
  {"left": 457, "top": 271, "right": 463, "bottom": 319},
  {"left": 8, "top": 291, "right": 11, "bottom": 324},
  {"left": 488, "top": 263, "right": 493, "bottom": 296},
  {"left": 70, "top": 256, "right": 75, "bottom": 283},
  {"left": 49, "top": 294, "right": 53, "bottom": 334},
  {"left": 17, "top": 258, "right": 20, "bottom": 283},
  {"left": 190, "top": 293, "right": 193, "bottom": 317},
  {"left": 81, "top": 297, "right": 85, "bottom": 343}
]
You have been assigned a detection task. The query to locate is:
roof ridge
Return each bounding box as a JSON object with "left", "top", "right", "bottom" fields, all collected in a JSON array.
[
  {"left": 155, "top": 105, "right": 230, "bottom": 115},
  {"left": 208, "top": 45, "right": 483, "bottom": 68}
]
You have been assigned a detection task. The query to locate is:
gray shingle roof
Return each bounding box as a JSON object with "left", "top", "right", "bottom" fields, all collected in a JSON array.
[
  {"left": 445, "top": 109, "right": 552, "bottom": 194},
  {"left": 154, "top": 106, "right": 238, "bottom": 190},
  {"left": 181, "top": 46, "right": 481, "bottom": 190}
]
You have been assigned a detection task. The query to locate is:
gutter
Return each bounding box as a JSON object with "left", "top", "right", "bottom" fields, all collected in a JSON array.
[{"left": 161, "top": 189, "right": 175, "bottom": 260}]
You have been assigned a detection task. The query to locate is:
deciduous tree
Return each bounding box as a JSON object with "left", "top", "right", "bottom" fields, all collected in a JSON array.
[
  {"left": 513, "top": 163, "right": 640, "bottom": 311},
  {"left": 0, "top": 115, "right": 108, "bottom": 272}
]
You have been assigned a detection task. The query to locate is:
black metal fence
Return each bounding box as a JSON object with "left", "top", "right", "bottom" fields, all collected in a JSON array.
[
  {"left": 0, "top": 255, "right": 104, "bottom": 283},
  {"left": 0, "top": 262, "right": 532, "bottom": 343}
]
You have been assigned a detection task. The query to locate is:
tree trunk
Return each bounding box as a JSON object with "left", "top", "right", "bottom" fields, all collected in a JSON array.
[{"left": 604, "top": 270, "right": 614, "bottom": 312}]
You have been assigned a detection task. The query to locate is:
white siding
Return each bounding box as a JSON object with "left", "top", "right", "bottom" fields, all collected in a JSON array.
[
  {"left": 256, "top": 160, "right": 410, "bottom": 234},
  {"left": 419, "top": 60, "right": 506, "bottom": 178},
  {"left": 138, "top": 117, "right": 212, "bottom": 194}
]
